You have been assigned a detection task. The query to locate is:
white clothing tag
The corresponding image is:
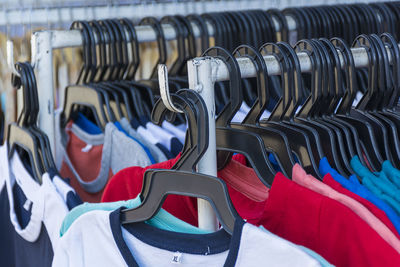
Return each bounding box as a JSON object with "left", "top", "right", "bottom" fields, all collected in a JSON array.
[
  {"left": 352, "top": 91, "right": 363, "bottom": 107},
  {"left": 81, "top": 144, "right": 93, "bottom": 153},
  {"left": 23, "top": 199, "right": 32, "bottom": 211},
  {"left": 171, "top": 252, "right": 182, "bottom": 264}
]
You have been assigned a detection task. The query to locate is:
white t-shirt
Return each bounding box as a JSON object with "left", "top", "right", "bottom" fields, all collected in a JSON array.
[
  {"left": 53, "top": 208, "right": 320, "bottom": 267},
  {"left": 0, "top": 143, "right": 70, "bottom": 266}
]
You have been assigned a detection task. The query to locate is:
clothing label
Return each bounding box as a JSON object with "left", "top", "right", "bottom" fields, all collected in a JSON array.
[
  {"left": 81, "top": 144, "right": 93, "bottom": 153},
  {"left": 23, "top": 199, "right": 32, "bottom": 211},
  {"left": 352, "top": 92, "right": 363, "bottom": 107},
  {"left": 171, "top": 252, "right": 182, "bottom": 264}
]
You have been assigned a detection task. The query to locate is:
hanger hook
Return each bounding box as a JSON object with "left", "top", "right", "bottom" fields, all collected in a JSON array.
[
  {"left": 158, "top": 64, "right": 183, "bottom": 113},
  {"left": 7, "top": 40, "right": 20, "bottom": 78}
]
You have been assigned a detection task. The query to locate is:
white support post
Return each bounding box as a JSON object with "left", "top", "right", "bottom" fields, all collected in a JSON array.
[
  {"left": 32, "top": 31, "right": 56, "bottom": 155},
  {"left": 187, "top": 57, "right": 219, "bottom": 232}
]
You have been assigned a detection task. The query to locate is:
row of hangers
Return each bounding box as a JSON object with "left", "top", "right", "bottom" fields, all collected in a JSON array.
[
  {"left": 281, "top": 2, "right": 400, "bottom": 43},
  {"left": 59, "top": 1, "right": 400, "bottom": 132},
  {"left": 208, "top": 33, "right": 400, "bottom": 182},
  {"left": 121, "top": 29, "right": 400, "bottom": 234}
]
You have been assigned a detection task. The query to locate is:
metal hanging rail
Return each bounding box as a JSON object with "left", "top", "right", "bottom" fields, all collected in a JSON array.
[{"left": 200, "top": 45, "right": 390, "bottom": 81}]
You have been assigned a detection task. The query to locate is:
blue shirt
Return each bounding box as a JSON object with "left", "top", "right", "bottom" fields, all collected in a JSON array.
[{"left": 319, "top": 157, "right": 400, "bottom": 235}]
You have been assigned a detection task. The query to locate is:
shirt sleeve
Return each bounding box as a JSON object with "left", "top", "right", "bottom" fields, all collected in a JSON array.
[{"left": 52, "top": 237, "right": 71, "bottom": 267}]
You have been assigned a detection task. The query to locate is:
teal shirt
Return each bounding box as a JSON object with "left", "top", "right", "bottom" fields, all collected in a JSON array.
[
  {"left": 382, "top": 160, "right": 400, "bottom": 189},
  {"left": 60, "top": 198, "right": 210, "bottom": 237},
  {"left": 351, "top": 156, "right": 400, "bottom": 215}
]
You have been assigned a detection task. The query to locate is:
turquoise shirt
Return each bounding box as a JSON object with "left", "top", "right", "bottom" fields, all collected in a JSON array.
[
  {"left": 60, "top": 198, "right": 209, "bottom": 237},
  {"left": 351, "top": 156, "right": 400, "bottom": 215},
  {"left": 382, "top": 160, "right": 400, "bottom": 189}
]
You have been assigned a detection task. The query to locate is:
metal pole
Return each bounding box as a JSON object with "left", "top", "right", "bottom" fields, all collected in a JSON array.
[
  {"left": 208, "top": 45, "right": 395, "bottom": 82},
  {"left": 188, "top": 57, "right": 219, "bottom": 232}
]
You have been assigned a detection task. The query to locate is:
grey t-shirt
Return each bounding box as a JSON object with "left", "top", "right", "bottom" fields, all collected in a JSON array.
[
  {"left": 55, "top": 111, "right": 152, "bottom": 194},
  {"left": 120, "top": 118, "right": 167, "bottom": 163}
]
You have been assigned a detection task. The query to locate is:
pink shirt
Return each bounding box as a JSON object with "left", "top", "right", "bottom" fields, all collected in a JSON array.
[{"left": 292, "top": 164, "right": 400, "bottom": 253}]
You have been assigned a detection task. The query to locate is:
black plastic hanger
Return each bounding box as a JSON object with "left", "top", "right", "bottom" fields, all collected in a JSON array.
[
  {"left": 367, "top": 34, "right": 400, "bottom": 166},
  {"left": 309, "top": 39, "right": 353, "bottom": 175},
  {"left": 333, "top": 35, "right": 383, "bottom": 171},
  {"left": 351, "top": 34, "right": 392, "bottom": 163},
  {"left": 230, "top": 45, "right": 295, "bottom": 176},
  {"left": 273, "top": 40, "right": 326, "bottom": 176},
  {"left": 61, "top": 22, "right": 110, "bottom": 130},
  {"left": 267, "top": 9, "right": 288, "bottom": 42},
  {"left": 0, "top": 91, "right": 4, "bottom": 145},
  {"left": 260, "top": 42, "right": 321, "bottom": 177},
  {"left": 202, "top": 46, "right": 277, "bottom": 185},
  {"left": 20, "top": 62, "right": 52, "bottom": 174},
  {"left": 86, "top": 20, "right": 117, "bottom": 122},
  {"left": 121, "top": 90, "right": 239, "bottom": 234},
  {"left": 186, "top": 14, "right": 209, "bottom": 55},
  {"left": 160, "top": 16, "right": 188, "bottom": 77},
  {"left": 8, "top": 62, "right": 44, "bottom": 183},
  {"left": 294, "top": 39, "right": 348, "bottom": 174},
  {"left": 318, "top": 38, "right": 363, "bottom": 166},
  {"left": 139, "top": 17, "right": 167, "bottom": 79}
]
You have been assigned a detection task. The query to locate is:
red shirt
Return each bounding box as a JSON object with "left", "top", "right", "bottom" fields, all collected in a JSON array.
[
  {"left": 60, "top": 124, "right": 111, "bottom": 203},
  {"left": 260, "top": 173, "right": 400, "bottom": 267},
  {"left": 323, "top": 174, "right": 400, "bottom": 239}
]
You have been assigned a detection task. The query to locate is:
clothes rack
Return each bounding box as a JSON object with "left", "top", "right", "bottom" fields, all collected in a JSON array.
[{"left": 22, "top": 0, "right": 400, "bottom": 232}]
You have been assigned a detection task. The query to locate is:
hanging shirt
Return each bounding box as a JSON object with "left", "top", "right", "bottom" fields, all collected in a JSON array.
[
  {"left": 131, "top": 118, "right": 174, "bottom": 159},
  {"left": 323, "top": 174, "right": 400, "bottom": 238},
  {"left": 55, "top": 111, "right": 152, "bottom": 202},
  {"left": 114, "top": 121, "right": 156, "bottom": 164},
  {"left": 176, "top": 123, "right": 187, "bottom": 132},
  {"left": 101, "top": 155, "right": 395, "bottom": 266},
  {"left": 59, "top": 197, "right": 331, "bottom": 266},
  {"left": 120, "top": 118, "right": 167, "bottom": 163},
  {"left": 381, "top": 160, "right": 400, "bottom": 189},
  {"left": 161, "top": 120, "right": 186, "bottom": 144},
  {"left": 258, "top": 172, "right": 400, "bottom": 267},
  {"left": 351, "top": 156, "right": 400, "bottom": 213},
  {"left": 60, "top": 197, "right": 210, "bottom": 237},
  {"left": 52, "top": 176, "right": 83, "bottom": 210},
  {"left": 52, "top": 209, "right": 321, "bottom": 267},
  {"left": 320, "top": 157, "right": 400, "bottom": 236},
  {"left": 139, "top": 116, "right": 183, "bottom": 156},
  {"left": 292, "top": 164, "right": 400, "bottom": 253},
  {"left": 0, "top": 144, "right": 70, "bottom": 267}
]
